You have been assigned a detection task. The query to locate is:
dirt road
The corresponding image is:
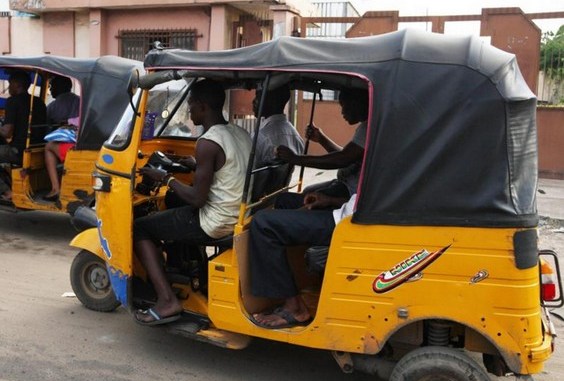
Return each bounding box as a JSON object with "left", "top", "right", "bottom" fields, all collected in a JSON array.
[
  {"left": 0, "top": 204, "right": 562, "bottom": 381},
  {"left": 0, "top": 210, "right": 376, "bottom": 381}
]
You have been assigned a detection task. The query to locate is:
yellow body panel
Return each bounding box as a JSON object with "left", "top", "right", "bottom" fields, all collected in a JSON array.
[
  {"left": 11, "top": 148, "right": 98, "bottom": 213},
  {"left": 95, "top": 174, "right": 134, "bottom": 277},
  {"left": 205, "top": 218, "right": 550, "bottom": 374},
  {"left": 69, "top": 227, "right": 105, "bottom": 259}
]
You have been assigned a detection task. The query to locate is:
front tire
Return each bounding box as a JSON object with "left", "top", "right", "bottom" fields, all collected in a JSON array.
[
  {"left": 70, "top": 250, "right": 120, "bottom": 312},
  {"left": 389, "top": 346, "right": 491, "bottom": 381}
]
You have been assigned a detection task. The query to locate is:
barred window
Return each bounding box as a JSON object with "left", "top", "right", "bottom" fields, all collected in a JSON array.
[{"left": 118, "top": 29, "right": 202, "bottom": 61}]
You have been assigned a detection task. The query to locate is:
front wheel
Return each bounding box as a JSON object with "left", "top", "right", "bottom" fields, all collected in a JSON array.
[
  {"left": 70, "top": 250, "right": 120, "bottom": 312},
  {"left": 389, "top": 346, "right": 490, "bottom": 381}
]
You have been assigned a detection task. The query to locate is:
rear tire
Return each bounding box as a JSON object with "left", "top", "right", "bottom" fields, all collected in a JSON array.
[
  {"left": 389, "top": 346, "right": 491, "bottom": 381},
  {"left": 70, "top": 250, "right": 120, "bottom": 312}
]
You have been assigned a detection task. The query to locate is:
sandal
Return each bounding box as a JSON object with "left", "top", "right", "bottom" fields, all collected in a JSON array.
[{"left": 251, "top": 307, "right": 312, "bottom": 329}]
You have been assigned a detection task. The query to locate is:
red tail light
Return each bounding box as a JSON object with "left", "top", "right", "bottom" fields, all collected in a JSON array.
[
  {"left": 541, "top": 259, "right": 557, "bottom": 300},
  {"left": 539, "top": 250, "right": 563, "bottom": 307}
]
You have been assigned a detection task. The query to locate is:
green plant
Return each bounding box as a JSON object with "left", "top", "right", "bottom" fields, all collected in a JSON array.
[{"left": 540, "top": 25, "right": 564, "bottom": 80}]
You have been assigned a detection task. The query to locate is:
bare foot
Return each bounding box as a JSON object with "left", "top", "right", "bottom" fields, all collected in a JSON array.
[
  {"left": 253, "top": 307, "right": 311, "bottom": 328},
  {"left": 253, "top": 296, "right": 311, "bottom": 328},
  {"left": 1, "top": 190, "right": 12, "bottom": 201},
  {"left": 45, "top": 190, "right": 59, "bottom": 198}
]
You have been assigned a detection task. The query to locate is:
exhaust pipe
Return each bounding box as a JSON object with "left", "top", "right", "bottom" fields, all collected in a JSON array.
[{"left": 70, "top": 205, "right": 98, "bottom": 232}]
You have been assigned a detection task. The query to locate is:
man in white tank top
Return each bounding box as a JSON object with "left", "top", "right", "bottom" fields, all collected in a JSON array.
[{"left": 134, "top": 79, "right": 252, "bottom": 325}]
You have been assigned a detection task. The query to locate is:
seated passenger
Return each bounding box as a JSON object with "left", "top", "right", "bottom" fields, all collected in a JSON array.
[
  {"left": 43, "top": 76, "right": 80, "bottom": 201},
  {"left": 133, "top": 79, "right": 252, "bottom": 326},
  {"left": 250, "top": 192, "right": 356, "bottom": 329},
  {"left": 252, "top": 84, "right": 304, "bottom": 167},
  {"left": 274, "top": 88, "right": 368, "bottom": 209},
  {"left": 0, "top": 71, "right": 47, "bottom": 201},
  {"left": 46, "top": 76, "right": 80, "bottom": 125}
]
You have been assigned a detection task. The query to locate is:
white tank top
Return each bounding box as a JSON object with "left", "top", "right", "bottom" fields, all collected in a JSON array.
[{"left": 199, "top": 123, "right": 252, "bottom": 238}]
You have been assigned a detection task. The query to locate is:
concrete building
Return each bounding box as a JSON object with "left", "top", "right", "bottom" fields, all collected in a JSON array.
[
  {"left": 2, "top": 2, "right": 563, "bottom": 178},
  {"left": 2, "top": 0, "right": 315, "bottom": 57}
]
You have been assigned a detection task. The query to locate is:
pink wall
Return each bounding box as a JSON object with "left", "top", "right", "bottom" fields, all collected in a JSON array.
[
  {"left": 104, "top": 7, "right": 211, "bottom": 55},
  {"left": 0, "top": 16, "right": 9, "bottom": 54},
  {"left": 43, "top": 12, "right": 75, "bottom": 56},
  {"left": 538, "top": 107, "right": 564, "bottom": 179},
  {"left": 37, "top": 0, "right": 225, "bottom": 8}
]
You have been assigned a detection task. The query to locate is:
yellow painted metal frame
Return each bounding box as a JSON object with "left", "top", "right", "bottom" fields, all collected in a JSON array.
[
  {"left": 12, "top": 149, "right": 99, "bottom": 212},
  {"left": 205, "top": 218, "right": 551, "bottom": 374}
]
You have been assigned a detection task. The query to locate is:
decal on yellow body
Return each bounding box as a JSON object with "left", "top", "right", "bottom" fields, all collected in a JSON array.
[{"left": 372, "top": 244, "right": 451, "bottom": 294}]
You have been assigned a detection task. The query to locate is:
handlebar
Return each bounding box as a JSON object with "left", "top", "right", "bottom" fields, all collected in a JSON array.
[
  {"left": 146, "top": 151, "right": 193, "bottom": 173},
  {"left": 135, "top": 151, "right": 193, "bottom": 196}
]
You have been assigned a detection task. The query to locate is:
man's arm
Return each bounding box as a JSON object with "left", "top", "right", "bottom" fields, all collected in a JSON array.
[
  {"left": 137, "top": 139, "right": 224, "bottom": 208},
  {"left": 168, "top": 139, "right": 223, "bottom": 208},
  {"left": 1, "top": 97, "right": 17, "bottom": 140},
  {"left": 276, "top": 141, "right": 363, "bottom": 170},
  {"left": 0, "top": 123, "right": 14, "bottom": 140},
  {"left": 306, "top": 124, "right": 341, "bottom": 153},
  {"left": 303, "top": 192, "right": 348, "bottom": 210}
]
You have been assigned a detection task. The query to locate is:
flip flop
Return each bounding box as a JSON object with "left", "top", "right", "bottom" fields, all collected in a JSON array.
[
  {"left": 134, "top": 308, "right": 181, "bottom": 326},
  {"left": 251, "top": 307, "right": 312, "bottom": 329}
]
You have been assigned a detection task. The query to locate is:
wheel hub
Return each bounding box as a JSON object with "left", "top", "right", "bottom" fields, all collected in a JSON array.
[{"left": 89, "top": 266, "right": 109, "bottom": 290}]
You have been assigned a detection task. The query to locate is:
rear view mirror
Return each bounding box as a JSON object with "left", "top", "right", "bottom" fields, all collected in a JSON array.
[
  {"left": 127, "top": 69, "right": 140, "bottom": 97},
  {"left": 137, "top": 70, "right": 186, "bottom": 90}
]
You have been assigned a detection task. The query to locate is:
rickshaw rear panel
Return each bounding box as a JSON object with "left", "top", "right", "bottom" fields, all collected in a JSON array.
[{"left": 204, "top": 219, "right": 549, "bottom": 374}]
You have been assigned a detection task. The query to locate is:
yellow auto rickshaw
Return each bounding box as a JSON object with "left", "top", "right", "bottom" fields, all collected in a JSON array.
[
  {"left": 0, "top": 55, "right": 142, "bottom": 214},
  {"left": 70, "top": 30, "right": 562, "bottom": 380}
]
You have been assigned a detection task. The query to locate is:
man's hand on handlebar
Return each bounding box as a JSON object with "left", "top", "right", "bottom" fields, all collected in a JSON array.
[
  {"left": 138, "top": 166, "right": 169, "bottom": 183},
  {"left": 178, "top": 155, "right": 196, "bottom": 171}
]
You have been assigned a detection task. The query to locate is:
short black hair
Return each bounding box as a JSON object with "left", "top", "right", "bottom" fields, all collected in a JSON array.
[
  {"left": 51, "top": 75, "right": 73, "bottom": 92},
  {"left": 264, "top": 84, "right": 291, "bottom": 113},
  {"left": 9, "top": 70, "right": 31, "bottom": 89},
  {"left": 254, "top": 84, "right": 291, "bottom": 117},
  {"left": 339, "top": 87, "right": 369, "bottom": 120},
  {"left": 189, "top": 79, "right": 225, "bottom": 110}
]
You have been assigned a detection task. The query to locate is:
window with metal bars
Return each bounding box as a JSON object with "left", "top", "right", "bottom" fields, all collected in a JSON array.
[{"left": 118, "top": 29, "right": 202, "bottom": 61}]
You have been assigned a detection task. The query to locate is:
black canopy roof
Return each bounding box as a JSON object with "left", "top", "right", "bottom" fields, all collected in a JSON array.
[
  {"left": 0, "top": 55, "right": 143, "bottom": 150},
  {"left": 144, "top": 29, "right": 537, "bottom": 227}
]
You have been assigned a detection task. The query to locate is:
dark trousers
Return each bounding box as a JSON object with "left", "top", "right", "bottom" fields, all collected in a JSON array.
[
  {"left": 0, "top": 145, "right": 18, "bottom": 194},
  {"left": 133, "top": 205, "right": 212, "bottom": 244},
  {"left": 250, "top": 208, "right": 335, "bottom": 299}
]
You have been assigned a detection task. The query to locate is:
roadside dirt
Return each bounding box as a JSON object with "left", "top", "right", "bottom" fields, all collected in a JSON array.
[{"left": 531, "top": 217, "right": 564, "bottom": 381}]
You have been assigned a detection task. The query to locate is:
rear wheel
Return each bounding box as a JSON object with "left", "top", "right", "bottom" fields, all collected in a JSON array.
[
  {"left": 389, "top": 346, "right": 490, "bottom": 381},
  {"left": 70, "top": 250, "right": 120, "bottom": 312}
]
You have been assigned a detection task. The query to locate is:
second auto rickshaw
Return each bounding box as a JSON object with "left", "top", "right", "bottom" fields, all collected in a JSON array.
[{"left": 0, "top": 55, "right": 142, "bottom": 214}]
